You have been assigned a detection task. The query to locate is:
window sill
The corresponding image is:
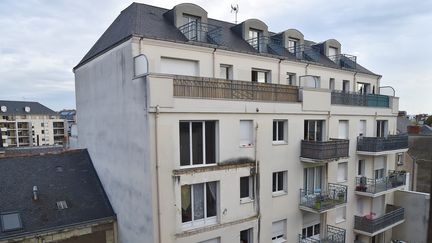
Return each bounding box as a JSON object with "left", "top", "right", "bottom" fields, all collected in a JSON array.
[
  {"left": 272, "top": 141, "right": 288, "bottom": 146},
  {"left": 179, "top": 164, "right": 216, "bottom": 170},
  {"left": 272, "top": 191, "right": 287, "bottom": 198},
  {"left": 240, "top": 198, "right": 254, "bottom": 204},
  {"left": 182, "top": 217, "right": 218, "bottom": 231}
]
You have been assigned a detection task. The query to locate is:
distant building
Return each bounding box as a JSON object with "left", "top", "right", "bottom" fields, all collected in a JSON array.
[
  {"left": 0, "top": 100, "right": 67, "bottom": 147},
  {"left": 59, "top": 109, "right": 76, "bottom": 136},
  {"left": 0, "top": 149, "right": 116, "bottom": 243},
  {"left": 397, "top": 111, "right": 409, "bottom": 134}
]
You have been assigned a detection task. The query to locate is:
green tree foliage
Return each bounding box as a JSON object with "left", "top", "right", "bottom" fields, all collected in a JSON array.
[{"left": 425, "top": 116, "right": 432, "bottom": 126}]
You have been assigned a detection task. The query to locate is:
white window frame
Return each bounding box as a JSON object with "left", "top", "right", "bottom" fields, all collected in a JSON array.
[
  {"left": 272, "top": 219, "right": 287, "bottom": 243},
  {"left": 251, "top": 69, "right": 270, "bottom": 83},
  {"left": 240, "top": 120, "right": 254, "bottom": 147},
  {"left": 240, "top": 176, "right": 255, "bottom": 203},
  {"left": 304, "top": 166, "right": 323, "bottom": 194},
  {"left": 396, "top": 153, "right": 404, "bottom": 165},
  {"left": 376, "top": 120, "right": 388, "bottom": 138},
  {"left": 287, "top": 72, "right": 296, "bottom": 86},
  {"left": 304, "top": 120, "right": 325, "bottom": 142},
  {"left": 329, "top": 78, "right": 335, "bottom": 90},
  {"left": 337, "top": 162, "right": 348, "bottom": 183},
  {"left": 335, "top": 206, "right": 347, "bottom": 223},
  {"left": 272, "top": 171, "right": 288, "bottom": 196},
  {"left": 273, "top": 120, "right": 288, "bottom": 144},
  {"left": 181, "top": 182, "right": 218, "bottom": 229},
  {"left": 301, "top": 223, "right": 320, "bottom": 240},
  {"left": 342, "top": 80, "right": 350, "bottom": 92},
  {"left": 240, "top": 228, "right": 253, "bottom": 243},
  {"left": 220, "top": 64, "right": 233, "bottom": 80}
]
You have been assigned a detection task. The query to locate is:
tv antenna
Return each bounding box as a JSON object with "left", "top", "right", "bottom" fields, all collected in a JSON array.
[{"left": 231, "top": 4, "right": 239, "bottom": 24}]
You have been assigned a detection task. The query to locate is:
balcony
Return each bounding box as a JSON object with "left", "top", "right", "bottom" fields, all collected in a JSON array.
[
  {"left": 331, "top": 91, "right": 390, "bottom": 108},
  {"left": 357, "top": 135, "right": 408, "bottom": 155},
  {"left": 328, "top": 54, "right": 357, "bottom": 69},
  {"left": 299, "top": 225, "right": 346, "bottom": 243},
  {"left": 287, "top": 44, "right": 321, "bottom": 62},
  {"left": 173, "top": 76, "right": 299, "bottom": 102},
  {"left": 354, "top": 205, "right": 405, "bottom": 236},
  {"left": 355, "top": 171, "right": 407, "bottom": 197},
  {"left": 300, "top": 139, "right": 349, "bottom": 163},
  {"left": 178, "top": 21, "right": 222, "bottom": 44},
  {"left": 299, "top": 183, "right": 347, "bottom": 213}
]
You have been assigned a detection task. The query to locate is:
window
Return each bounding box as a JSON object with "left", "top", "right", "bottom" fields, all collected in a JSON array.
[
  {"left": 358, "top": 120, "right": 366, "bottom": 136},
  {"left": 160, "top": 57, "right": 199, "bottom": 76},
  {"left": 374, "top": 168, "right": 385, "bottom": 179},
  {"left": 287, "top": 73, "right": 296, "bottom": 86},
  {"left": 342, "top": 80, "right": 350, "bottom": 92},
  {"left": 220, "top": 64, "right": 233, "bottom": 80},
  {"left": 337, "top": 162, "right": 348, "bottom": 182},
  {"left": 240, "top": 120, "right": 253, "bottom": 147},
  {"left": 273, "top": 120, "right": 287, "bottom": 143},
  {"left": 272, "top": 171, "right": 287, "bottom": 194},
  {"left": 41, "top": 122, "right": 44, "bottom": 127},
  {"left": 336, "top": 206, "right": 346, "bottom": 223},
  {"left": 272, "top": 219, "right": 287, "bottom": 242},
  {"left": 358, "top": 160, "right": 365, "bottom": 176},
  {"left": 357, "top": 82, "right": 371, "bottom": 94},
  {"left": 179, "top": 121, "right": 217, "bottom": 167},
  {"left": 376, "top": 120, "right": 388, "bottom": 138},
  {"left": 41, "top": 130, "right": 44, "bottom": 134},
  {"left": 240, "top": 176, "right": 254, "bottom": 201},
  {"left": 329, "top": 78, "right": 335, "bottom": 90},
  {"left": 304, "top": 120, "right": 324, "bottom": 141},
  {"left": 181, "top": 182, "right": 218, "bottom": 228},
  {"left": 240, "top": 228, "right": 253, "bottom": 243},
  {"left": 328, "top": 47, "right": 338, "bottom": 56},
  {"left": 304, "top": 166, "right": 323, "bottom": 194},
  {"left": 56, "top": 201, "right": 68, "bottom": 210},
  {"left": 338, "top": 120, "right": 349, "bottom": 139},
  {"left": 183, "top": 14, "right": 201, "bottom": 41},
  {"left": 396, "top": 153, "right": 404, "bottom": 165},
  {"left": 287, "top": 39, "right": 298, "bottom": 54},
  {"left": 251, "top": 69, "right": 270, "bottom": 83},
  {"left": 0, "top": 213, "right": 22, "bottom": 232},
  {"left": 248, "top": 29, "right": 262, "bottom": 50},
  {"left": 199, "top": 238, "right": 220, "bottom": 243},
  {"left": 301, "top": 223, "right": 320, "bottom": 239}
]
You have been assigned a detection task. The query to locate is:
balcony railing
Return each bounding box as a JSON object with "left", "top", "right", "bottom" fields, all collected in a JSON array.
[
  {"left": 357, "top": 135, "right": 408, "bottom": 153},
  {"left": 287, "top": 44, "right": 321, "bottom": 62},
  {"left": 178, "top": 21, "right": 222, "bottom": 44},
  {"left": 173, "top": 76, "right": 299, "bottom": 102},
  {"left": 300, "top": 139, "right": 349, "bottom": 161},
  {"left": 299, "top": 183, "right": 347, "bottom": 213},
  {"left": 354, "top": 205, "right": 404, "bottom": 235},
  {"left": 328, "top": 54, "right": 357, "bottom": 69},
  {"left": 299, "top": 225, "right": 346, "bottom": 243},
  {"left": 355, "top": 171, "right": 406, "bottom": 195},
  {"left": 331, "top": 91, "right": 390, "bottom": 108},
  {"left": 246, "top": 36, "right": 284, "bottom": 53}
]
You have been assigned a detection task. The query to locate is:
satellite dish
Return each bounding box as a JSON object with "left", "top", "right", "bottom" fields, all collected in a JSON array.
[
  {"left": 24, "top": 106, "right": 31, "bottom": 113},
  {"left": 0, "top": 106, "right": 6, "bottom": 113}
]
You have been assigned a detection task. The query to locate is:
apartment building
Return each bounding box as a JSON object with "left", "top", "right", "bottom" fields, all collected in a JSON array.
[
  {"left": 74, "top": 3, "right": 409, "bottom": 243},
  {"left": 0, "top": 100, "right": 67, "bottom": 147}
]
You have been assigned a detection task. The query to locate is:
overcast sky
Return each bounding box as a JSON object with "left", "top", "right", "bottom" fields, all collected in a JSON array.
[{"left": 1, "top": 0, "right": 431, "bottom": 113}]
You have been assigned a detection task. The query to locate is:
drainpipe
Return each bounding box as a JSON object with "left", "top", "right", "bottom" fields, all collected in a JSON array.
[
  {"left": 212, "top": 48, "right": 217, "bottom": 78},
  {"left": 254, "top": 122, "right": 261, "bottom": 242},
  {"left": 305, "top": 63, "right": 310, "bottom": 76},
  {"left": 278, "top": 59, "right": 282, "bottom": 84},
  {"left": 154, "top": 105, "right": 162, "bottom": 243}
]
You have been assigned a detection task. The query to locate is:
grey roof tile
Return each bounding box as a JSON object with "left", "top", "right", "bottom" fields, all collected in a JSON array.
[{"left": 0, "top": 100, "right": 57, "bottom": 116}]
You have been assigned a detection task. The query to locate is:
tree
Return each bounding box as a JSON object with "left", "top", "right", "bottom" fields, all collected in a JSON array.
[{"left": 425, "top": 116, "right": 432, "bottom": 126}]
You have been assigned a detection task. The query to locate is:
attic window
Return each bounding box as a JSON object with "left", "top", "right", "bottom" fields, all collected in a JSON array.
[
  {"left": 56, "top": 201, "right": 68, "bottom": 210},
  {"left": 1, "top": 213, "right": 23, "bottom": 232}
]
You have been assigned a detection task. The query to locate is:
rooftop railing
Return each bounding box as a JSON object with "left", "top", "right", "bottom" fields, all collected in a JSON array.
[
  {"left": 245, "top": 36, "right": 284, "bottom": 53},
  {"left": 299, "top": 183, "right": 347, "bottom": 213},
  {"left": 287, "top": 44, "right": 321, "bottom": 62},
  {"left": 299, "top": 225, "right": 346, "bottom": 243},
  {"left": 178, "top": 21, "right": 222, "bottom": 44},
  {"left": 173, "top": 76, "right": 299, "bottom": 102},
  {"left": 355, "top": 170, "right": 406, "bottom": 195},
  {"left": 300, "top": 139, "right": 349, "bottom": 161},
  {"left": 357, "top": 135, "right": 408, "bottom": 152},
  {"left": 331, "top": 91, "right": 390, "bottom": 108},
  {"left": 328, "top": 54, "right": 357, "bottom": 69},
  {"left": 354, "top": 205, "right": 404, "bottom": 235}
]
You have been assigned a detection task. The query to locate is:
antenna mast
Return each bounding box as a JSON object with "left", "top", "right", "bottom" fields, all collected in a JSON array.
[{"left": 231, "top": 4, "right": 239, "bottom": 24}]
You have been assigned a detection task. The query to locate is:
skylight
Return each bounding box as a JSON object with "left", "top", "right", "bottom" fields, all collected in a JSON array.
[
  {"left": 1, "top": 213, "right": 23, "bottom": 232},
  {"left": 56, "top": 201, "right": 68, "bottom": 210}
]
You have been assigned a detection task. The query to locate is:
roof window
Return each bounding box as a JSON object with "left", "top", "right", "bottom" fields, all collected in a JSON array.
[{"left": 1, "top": 212, "right": 23, "bottom": 232}]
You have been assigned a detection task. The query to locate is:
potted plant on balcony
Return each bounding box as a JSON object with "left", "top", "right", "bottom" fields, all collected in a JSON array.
[
  {"left": 314, "top": 196, "right": 322, "bottom": 210},
  {"left": 356, "top": 176, "right": 368, "bottom": 192},
  {"left": 337, "top": 191, "right": 345, "bottom": 202}
]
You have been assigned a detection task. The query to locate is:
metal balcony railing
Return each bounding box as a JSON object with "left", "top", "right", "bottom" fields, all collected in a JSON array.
[
  {"left": 173, "top": 76, "right": 299, "bottom": 102},
  {"left": 245, "top": 36, "right": 284, "bottom": 53},
  {"left": 354, "top": 205, "right": 404, "bottom": 234},
  {"left": 299, "top": 183, "right": 347, "bottom": 213},
  {"left": 328, "top": 54, "right": 357, "bottom": 69},
  {"left": 357, "top": 135, "right": 408, "bottom": 152},
  {"left": 355, "top": 171, "right": 406, "bottom": 194},
  {"left": 178, "top": 21, "right": 222, "bottom": 44},
  {"left": 301, "top": 139, "right": 349, "bottom": 161},
  {"left": 299, "top": 225, "right": 346, "bottom": 243},
  {"left": 287, "top": 44, "right": 321, "bottom": 62},
  {"left": 331, "top": 91, "right": 390, "bottom": 108}
]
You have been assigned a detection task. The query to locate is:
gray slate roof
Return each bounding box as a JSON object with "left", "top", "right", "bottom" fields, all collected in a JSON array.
[
  {"left": 0, "top": 150, "right": 115, "bottom": 240},
  {"left": 0, "top": 100, "right": 57, "bottom": 116},
  {"left": 75, "top": 3, "right": 378, "bottom": 76}
]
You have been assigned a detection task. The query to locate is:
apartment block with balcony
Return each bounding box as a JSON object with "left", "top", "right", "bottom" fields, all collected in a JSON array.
[
  {"left": 74, "top": 3, "right": 408, "bottom": 243},
  {"left": 0, "top": 100, "right": 67, "bottom": 147}
]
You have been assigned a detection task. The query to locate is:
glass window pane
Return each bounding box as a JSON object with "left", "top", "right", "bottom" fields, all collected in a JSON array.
[
  {"left": 307, "top": 226, "right": 313, "bottom": 237},
  {"left": 206, "top": 182, "right": 217, "bottom": 217},
  {"left": 308, "top": 121, "right": 315, "bottom": 141},
  {"left": 179, "top": 122, "right": 190, "bottom": 166},
  {"left": 192, "top": 122, "right": 203, "bottom": 165},
  {"left": 272, "top": 173, "right": 277, "bottom": 192},
  {"left": 314, "top": 224, "right": 320, "bottom": 235},
  {"left": 205, "top": 121, "right": 216, "bottom": 164},
  {"left": 273, "top": 121, "right": 277, "bottom": 141},
  {"left": 1, "top": 213, "right": 22, "bottom": 231},
  {"left": 193, "top": 184, "right": 205, "bottom": 220},
  {"left": 278, "top": 121, "right": 284, "bottom": 141},
  {"left": 181, "top": 185, "right": 192, "bottom": 223},
  {"left": 316, "top": 121, "right": 323, "bottom": 141},
  {"left": 277, "top": 172, "right": 284, "bottom": 191},
  {"left": 240, "top": 177, "right": 249, "bottom": 198}
]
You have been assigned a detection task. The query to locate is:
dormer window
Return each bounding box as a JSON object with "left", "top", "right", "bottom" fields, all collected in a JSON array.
[
  {"left": 287, "top": 38, "right": 298, "bottom": 54},
  {"left": 183, "top": 14, "right": 201, "bottom": 41},
  {"left": 329, "top": 47, "right": 338, "bottom": 57},
  {"left": 248, "top": 29, "right": 262, "bottom": 50}
]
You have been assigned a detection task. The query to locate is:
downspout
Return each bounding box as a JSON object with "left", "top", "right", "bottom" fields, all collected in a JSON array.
[
  {"left": 278, "top": 59, "right": 282, "bottom": 84},
  {"left": 254, "top": 122, "right": 261, "bottom": 242},
  {"left": 305, "top": 63, "right": 310, "bottom": 76},
  {"left": 212, "top": 48, "right": 217, "bottom": 78},
  {"left": 154, "top": 105, "right": 162, "bottom": 243}
]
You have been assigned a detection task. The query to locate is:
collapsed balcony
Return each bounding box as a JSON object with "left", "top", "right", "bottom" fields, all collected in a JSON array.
[{"left": 299, "top": 183, "right": 347, "bottom": 213}]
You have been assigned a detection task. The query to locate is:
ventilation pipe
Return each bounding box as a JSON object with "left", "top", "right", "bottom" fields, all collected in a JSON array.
[{"left": 33, "top": 186, "right": 38, "bottom": 201}]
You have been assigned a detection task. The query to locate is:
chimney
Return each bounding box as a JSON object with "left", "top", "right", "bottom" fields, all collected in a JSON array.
[{"left": 33, "top": 186, "right": 38, "bottom": 201}]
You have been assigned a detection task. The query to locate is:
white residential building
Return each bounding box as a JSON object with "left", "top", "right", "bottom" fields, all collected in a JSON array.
[
  {"left": 74, "top": 3, "right": 409, "bottom": 243},
  {"left": 0, "top": 100, "right": 67, "bottom": 147}
]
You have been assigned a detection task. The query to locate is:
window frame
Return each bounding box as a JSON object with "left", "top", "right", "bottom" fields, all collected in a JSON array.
[
  {"left": 251, "top": 69, "right": 270, "bottom": 83},
  {"left": 272, "top": 171, "right": 288, "bottom": 196},
  {"left": 240, "top": 228, "right": 254, "bottom": 243},
  {"left": 335, "top": 206, "right": 347, "bottom": 223},
  {"left": 303, "top": 166, "right": 323, "bottom": 194},
  {"left": 287, "top": 72, "right": 296, "bottom": 86},
  {"left": 272, "top": 120, "right": 288, "bottom": 144},
  {"left": 240, "top": 176, "right": 255, "bottom": 203},
  {"left": 0, "top": 212, "right": 23, "bottom": 232},
  {"left": 304, "top": 120, "right": 325, "bottom": 141},
  {"left": 396, "top": 153, "right": 404, "bottom": 165},
  {"left": 220, "top": 64, "right": 233, "bottom": 80},
  {"left": 239, "top": 120, "right": 254, "bottom": 147},
  {"left": 301, "top": 223, "right": 320, "bottom": 239}
]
